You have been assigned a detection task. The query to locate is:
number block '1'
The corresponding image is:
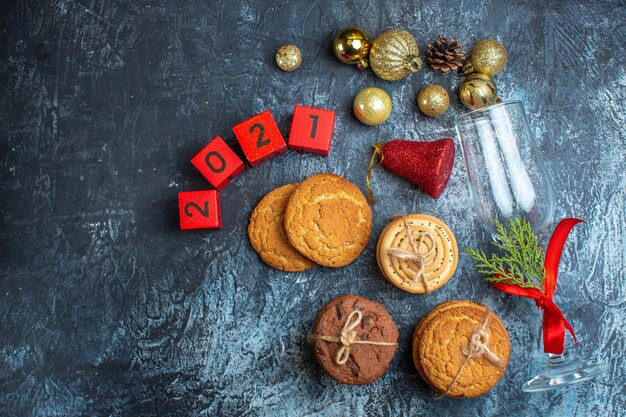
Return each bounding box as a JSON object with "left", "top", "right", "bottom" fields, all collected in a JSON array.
[
  {"left": 288, "top": 105, "right": 336, "bottom": 156},
  {"left": 232, "top": 110, "right": 287, "bottom": 167},
  {"left": 191, "top": 136, "right": 245, "bottom": 190},
  {"left": 178, "top": 190, "right": 221, "bottom": 230}
]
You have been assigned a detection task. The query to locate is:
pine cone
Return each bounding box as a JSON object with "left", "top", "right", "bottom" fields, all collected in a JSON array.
[{"left": 426, "top": 35, "right": 466, "bottom": 73}]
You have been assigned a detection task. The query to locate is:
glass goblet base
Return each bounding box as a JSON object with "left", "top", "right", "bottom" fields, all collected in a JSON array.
[{"left": 522, "top": 348, "right": 608, "bottom": 392}]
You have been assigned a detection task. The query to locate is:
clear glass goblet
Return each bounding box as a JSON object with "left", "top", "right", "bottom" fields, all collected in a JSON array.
[
  {"left": 455, "top": 101, "right": 607, "bottom": 392},
  {"left": 455, "top": 101, "right": 555, "bottom": 240}
]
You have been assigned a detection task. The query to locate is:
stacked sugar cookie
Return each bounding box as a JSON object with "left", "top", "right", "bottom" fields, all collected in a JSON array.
[
  {"left": 412, "top": 300, "right": 510, "bottom": 397},
  {"left": 248, "top": 173, "right": 372, "bottom": 271}
]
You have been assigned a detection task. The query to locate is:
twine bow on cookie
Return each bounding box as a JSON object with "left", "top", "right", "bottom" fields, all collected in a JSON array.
[
  {"left": 437, "top": 309, "right": 506, "bottom": 399},
  {"left": 460, "top": 314, "right": 506, "bottom": 368},
  {"left": 314, "top": 310, "right": 397, "bottom": 365},
  {"left": 387, "top": 216, "right": 436, "bottom": 292}
]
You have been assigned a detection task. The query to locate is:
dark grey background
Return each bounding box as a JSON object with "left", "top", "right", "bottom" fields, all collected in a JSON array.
[{"left": 1, "top": 1, "right": 624, "bottom": 416}]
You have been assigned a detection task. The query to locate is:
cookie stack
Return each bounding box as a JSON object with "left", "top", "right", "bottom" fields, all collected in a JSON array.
[
  {"left": 248, "top": 173, "right": 372, "bottom": 271},
  {"left": 412, "top": 300, "right": 510, "bottom": 398},
  {"left": 311, "top": 294, "right": 399, "bottom": 385}
]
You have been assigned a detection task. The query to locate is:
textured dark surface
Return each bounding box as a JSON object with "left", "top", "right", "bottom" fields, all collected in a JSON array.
[{"left": 0, "top": 1, "right": 624, "bottom": 416}]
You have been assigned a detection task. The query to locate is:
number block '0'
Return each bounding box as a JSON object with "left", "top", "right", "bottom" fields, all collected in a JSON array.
[
  {"left": 191, "top": 136, "right": 245, "bottom": 190},
  {"left": 232, "top": 110, "right": 287, "bottom": 167},
  {"left": 178, "top": 190, "right": 221, "bottom": 230},
  {"left": 288, "top": 105, "right": 336, "bottom": 156}
]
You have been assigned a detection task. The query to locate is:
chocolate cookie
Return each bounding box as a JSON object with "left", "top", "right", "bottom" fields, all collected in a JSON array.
[
  {"left": 376, "top": 214, "right": 458, "bottom": 293},
  {"left": 412, "top": 300, "right": 510, "bottom": 398},
  {"left": 311, "top": 294, "right": 399, "bottom": 385},
  {"left": 284, "top": 173, "right": 372, "bottom": 267},
  {"left": 248, "top": 183, "right": 317, "bottom": 272}
]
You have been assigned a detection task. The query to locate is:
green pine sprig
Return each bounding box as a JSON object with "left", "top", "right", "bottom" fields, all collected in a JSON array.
[{"left": 465, "top": 218, "right": 546, "bottom": 290}]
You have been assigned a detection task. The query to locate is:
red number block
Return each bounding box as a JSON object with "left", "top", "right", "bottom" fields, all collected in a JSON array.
[
  {"left": 288, "top": 105, "right": 336, "bottom": 156},
  {"left": 232, "top": 110, "right": 287, "bottom": 167},
  {"left": 178, "top": 190, "right": 221, "bottom": 230},
  {"left": 191, "top": 136, "right": 245, "bottom": 190}
]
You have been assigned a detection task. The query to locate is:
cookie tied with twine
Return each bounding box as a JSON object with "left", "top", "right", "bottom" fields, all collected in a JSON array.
[
  {"left": 313, "top": 310, "right": 397, "bottom": 365},
  {"left": 311, "top": 294, "right": 399, "bottom": 385},
  {"left": 376, "top": 214, "right": 458, "bottom": 294},
  {"left": 412, "top": 300, "right": 510, "bottom": 398}
]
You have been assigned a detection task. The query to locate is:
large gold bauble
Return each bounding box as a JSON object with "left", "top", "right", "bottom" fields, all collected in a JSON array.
[
  {"left": 459, "top": 73, "right": 497, "bottom": 110},
  {"left": 369, "top": 29, "right": 422, "bottom": 81},
  {"left": 353, "top": 87, "right": 392, "bottom": 126},
  {"left": 333, "top": 27, "right": 371, "bottom": 70},
  {"left": 462, "top": 39, "right": 507, "bottom": 76},
  {"left": 275, "top": 44, "right": 302, "bottom": 72},
  {"left": 417, "top": 85, "right": 449, "bottom": 117}
]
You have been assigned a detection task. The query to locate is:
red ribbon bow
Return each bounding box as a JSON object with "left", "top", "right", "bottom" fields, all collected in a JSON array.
[{"left": 492, "top": 218, "right": 582, "bottom": 354}]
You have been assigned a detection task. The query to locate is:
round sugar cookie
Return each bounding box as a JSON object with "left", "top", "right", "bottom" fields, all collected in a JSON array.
[
  {"left": 415, "top": 301, "right": 510, "bottom": 398},
  {"left": 376, "top": 214, "right": 458, "bottom": 293},
  {"left": 248, "top": 183, "right": 317, "bottom": 272},
  {"left": 284, "top": 173, "right": 372, "bottom": 267}
]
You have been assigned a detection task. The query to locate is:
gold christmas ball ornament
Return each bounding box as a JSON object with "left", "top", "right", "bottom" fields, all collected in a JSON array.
[
  {"left": 353, "top": 87, "right": 392, "bottom": 126},
  {"left": 417, "top": 85, "right": 449, "bottom": 117},
  {"left": 369, "top": 29, "right": 422, "bottom": 81},
  {"left": 333, "top": 27, "right": 371, "bottom": 70},
  {"left": 459, "top": 73, "right": 498, "bottom": 110},
  {"left": 275, "top": 44, "right": 302, "bottom": 72},
  {"left": 462, "top": 39, "right": 507, "bottom": 76}
]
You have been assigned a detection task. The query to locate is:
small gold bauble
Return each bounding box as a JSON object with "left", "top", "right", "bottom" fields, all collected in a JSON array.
[
  {"left": 369, "top": 29, "right": 422, "bottom": 81},
  {"left": 275, "top": 44, "right": 302, "bottom": 72},
  {"left": 462, "top": 39, "right": 507, "bottom": 76},
  {"left": 459, "top": 73, "right": 497, "bottom": 110},
  {"left": 417, "top": 85, "right": 450, "bottom": 117},
  {"left": 333, "top": 27, "right": 371, "bottom": 70},
  {"left": 353, "top": 87, "right": 392, "bottom": 126}
]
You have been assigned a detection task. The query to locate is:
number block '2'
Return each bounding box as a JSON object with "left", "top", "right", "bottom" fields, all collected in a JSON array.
[
  {"left": 178, "top": 190, "right": 221, "bottom": 230},
  {"left": 191, "top": 136, "right": 245, "bottom": 190},
  {"left": 288, "top": 105, "right": 336, "bottom": 156},
  {"left": 232, "top": 110, "right": 287, "bottom": 167}
]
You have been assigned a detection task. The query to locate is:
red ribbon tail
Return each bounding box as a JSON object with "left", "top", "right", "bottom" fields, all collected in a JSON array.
[
  {"left": 541, "top": 218, "right": 582, "bottom": 353},
  {"left": 542, "top": 305, "right": 565, "bottom": 354},
  {"left": 544, "top": 300, "right": 578, "bottom": 344},
  {"left": 544, "top": 218, "right": 584, "bottom": 297}
]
